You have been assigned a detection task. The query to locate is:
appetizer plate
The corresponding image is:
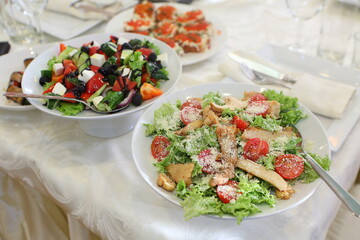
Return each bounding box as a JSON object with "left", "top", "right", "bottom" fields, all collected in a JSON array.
[
  {"left": 105, "top": 3, "right": 228, "bottom": 66},
  {"left": 21, "top": 33, "right": 181, "bottom": 137},
  {"left": 0, "top": 44, "right": 52, "bottom": 111},
  {"left": 257, "top": 44, "right": 360, "bottom": 152},
  {"left": 132, "top": 82, "right": 330, "bottom": 219}
]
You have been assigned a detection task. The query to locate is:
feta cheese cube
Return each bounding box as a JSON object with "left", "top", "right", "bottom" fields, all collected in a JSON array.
[
  {"left": 78, "top": 70, "right": 95, "bottom": 83},
  {"left": 52, "top": 83, "right": 67, "bottom": 96},
  {"left": 121, "top": 67, "right": 132, "bottom": 78},
  {"left": 68, "top": 49, "right": 78, "bottom": 57},
  {"left": 117, "top": 36, "right": 129, "bottom": 45},
  {"left": 157, "top": 53, "right": 168, "bottom": 67},
  {"left": 53, "top": 63, "right": 64, "bottom": 76},
  {"left": 90, "top": 41, "right": 100, "bottom": 48},
  {"left": 92, "top": 96, "right": 104, "bottom": 107},
  {"left": 90, "top": 53, "right": 106, "bottom": 67}
]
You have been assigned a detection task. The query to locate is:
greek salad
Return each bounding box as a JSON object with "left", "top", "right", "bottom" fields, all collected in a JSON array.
[
  {"left": 144, "top": 90, "right": 331, "bottom": 223},
  {"left": 39, "top": 35, "right": 169, "bottom": 116}
]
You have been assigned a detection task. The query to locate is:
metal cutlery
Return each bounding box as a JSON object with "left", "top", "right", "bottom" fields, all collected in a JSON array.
[{"left": 240, "top": 63, "right": 293, "bottom": 89}]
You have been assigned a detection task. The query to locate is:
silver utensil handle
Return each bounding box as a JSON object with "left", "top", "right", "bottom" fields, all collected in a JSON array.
[
  {"left": 3, "top": 92, "right": 80, "bottom": 102},
  {"left": 304, "top": 152, "right": 360, "bottom": 217}
]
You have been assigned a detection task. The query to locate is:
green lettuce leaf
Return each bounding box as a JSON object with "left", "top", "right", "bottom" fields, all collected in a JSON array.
[
  {"left": 297, "top": 153, "right": 331, "bottom": 183},
  {"left": 56, "top": 102, "right": 84, "bottom": 116}
]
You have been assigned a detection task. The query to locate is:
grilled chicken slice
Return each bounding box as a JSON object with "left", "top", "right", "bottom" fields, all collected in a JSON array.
[
  {"left": 175, "top": 120, "right": 203, "bottom": 136},
  {"left": 236, "top": 158, "right": 294, "bottom": 199},
  {"left": 210, "top": 96, "right": 248, "bottom": 114},
  {"left": 242, "top": 126, "right": 295, "bottom": 142},
  {"left": 202, "top": 106, "right": 220, "bottom": 126},
  {"left": 210, "top": 125, "right": 239, "bottom": 186}
]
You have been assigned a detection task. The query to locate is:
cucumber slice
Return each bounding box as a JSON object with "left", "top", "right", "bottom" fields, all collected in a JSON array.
[
  {"left": 55, "top": 46, "right": 76, "bottom": 63},
  {"left": 86, "top": 83, "right": 108, "bottom": 103},
  {"left": 72, "top": 50, "right": 90, "bottom": 73},
  {"left": 100, "top": 42, "right": 117, "bottom": 57}
]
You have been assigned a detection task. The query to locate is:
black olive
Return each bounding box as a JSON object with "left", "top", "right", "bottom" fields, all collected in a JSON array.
[
  {"left": 131, "top": 91, "right": 142, "bottom": 106},
  {"left": 39, "top": 76, "right": 51, "bottom": 86},
  {"left": 81, "top": 46, "right": 90, "bottom": 54},
  {"left": 72, "top": 84, "right": 86, "bottom": 98},
  {"left": 122, "top": 42, "right": 132, "bottom": 50},
  {"left": 148, "top": 52, "right": 157, "bottom": 62}
]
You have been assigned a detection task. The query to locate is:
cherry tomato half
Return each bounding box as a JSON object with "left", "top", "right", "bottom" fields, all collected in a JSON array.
[
  {"left": 249, "top": 93, "right": 267, "bottom": 103},
  {"left": 275, "top": 154, "right": 304, "bottom": 180},
  {"left": 197, "top": 148, "right": 219, "bottom": 174},
  {"left": 243, "top": 137, "right": 269, "bottom": 161},
  {"left": 216, "top": 180, "right": 240, "bottom": 204},
  {"left": 180, "top": 98, "right": 202, "bottom": 110},
  {"left": 151, "top": 136, "right": 170, "bottom": 162},
  {"left": 232, "top": 115, "right": 249, "bottom": 131},
  {"left": 180, "top": 106, "right": 202, "bottom": 125}
]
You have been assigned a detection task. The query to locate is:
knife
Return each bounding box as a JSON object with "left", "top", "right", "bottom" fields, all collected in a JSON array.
[{"left": 228, "top": 51, "right": 297, "bottom": 84}]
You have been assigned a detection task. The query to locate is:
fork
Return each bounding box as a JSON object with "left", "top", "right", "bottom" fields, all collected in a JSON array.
[
  {"left": 3, "top": 92, "right": 127, "bottom": 114},
  {"left": 240, "top": 63, "right": 292, "bottom": 89}
]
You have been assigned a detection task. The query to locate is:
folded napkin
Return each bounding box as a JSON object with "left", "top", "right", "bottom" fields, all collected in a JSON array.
[
  {"left": 218, "top": 53, "right": 357, "bottom": 119},
  {"left": 46, "top": 0, "right": 123, "bottom": 20}
]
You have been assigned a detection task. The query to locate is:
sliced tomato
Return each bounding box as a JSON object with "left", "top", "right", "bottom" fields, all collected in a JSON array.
[
  {"left": 141, "top": 72, "right": 150, "bottom": 83},
  {"left": 216, "top": 180, "right": 240, "bottom": 204},
  {"left": 151, "top": 136, "right": 170, "bottom": 162},
  {"left": 243, "top": 137, "right": 269, "bottom": 161},
  {"left": 180, "top": 106, "right": 202, "bottom": 125},
  {"left": 89, "top": 46, "right": 100, "bottom": 56},
  {"left": 126, "top": 78, "right": 137, "bottom": 90},
  {"left": 136, "top": 48, "right": 153, "bottom": 58},
  {"left": 112, "top": 79, "right": 122, "bottom": 92},
  {"left": 180, "top": 98, "right": 202, "bottom": 110},
  {"left": 64, "top": 79, "right": 76, "bottom": 90},
  {"left": 90, "top": 65, "right": 100, "bottom": 73},
  {"left": 63, "top": 63, "right": 77, "bottom": 76},
  {"left": 140, "top": 82, "right": 162, "bottom": 100},
  {"left": 62, "top": 59, "right": 75, "bottom": 68},
  {"left": 85, "top": 72, "right": 105, "bottom": 94},
  {"left": 246, "top": 100, "right": 269, "bottom": 117},
  {"left": 62, "top": 92, "right": 76, "bottom": 103},
  {"left": 275, "top": 154, "right": 304, "bottom": 180},
  {"left": 232, "top": 115, "right": 249, "bottom": 131},
  {"left": 43, "top": 83, "right": 56, "bottom": 94},
  {"left": 249, "top": 93, "right": 267, "bottom": 103},
  {"left": 197, "top": 148, "right": 219, "bottom": 174},
  {"left": 80, "top": 92, "right": 92, "bottom": 101}
]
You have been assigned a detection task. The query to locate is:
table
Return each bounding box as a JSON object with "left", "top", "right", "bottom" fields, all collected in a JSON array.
[{"left": 1, "top": 1, "right": 360, "bottom": 239}]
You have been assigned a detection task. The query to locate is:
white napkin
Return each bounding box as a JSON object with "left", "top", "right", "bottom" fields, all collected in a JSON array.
[
  {"left": 46, "top": 0, "right": 124, "bottom": 20},
  {"left": 218, "top": 54, "right": 357, "bottom": 119}
]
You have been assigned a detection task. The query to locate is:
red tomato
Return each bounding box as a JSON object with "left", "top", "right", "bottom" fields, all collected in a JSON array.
[
  {"left": 62, "top": 92, "right": 76, "bottom": 103},
  {"left": 43, "top": 83, "right": 56, "bottom": 94},
  {"left": 136, "top": 48, "right": 153, "bottom": 58},
  {"left": 249, "top": 93, "right": 267, "bottom": 102},
  {"left": 216, "top": 180, "right": 240, "bottom": 204},
  {"left": 151, "top": 136, "right": 170, "bottom": 162},
  {"left": 141, "top": 72, "right": 150, "bottom": 83},
  {"left": 64, "top": 79, "right": 76, "bottom": 90},
  {"left": 89, "top": 46, "right": 100, "bottom": 56},
  {"left": 112, "top": 79, "right": 122, "bottom": 92},
  {"left": 180, "top": 106, "right": 202, "bottom": 125},
  {"left": 80, "top": 92, "right": 92, "bottom": 101},
  {"left": 246, "top": 100, "right": 269, "bottom": 117},
  {"left": 197, "top": 148, "right": 219, "bottom": 174},
  {"left": 125, "top": 78, "right": 137, "bottom": 90},
  {"left": 180, "top": 98, "right": 202, "bottom": 110},
  {"left": 62, "top": 59, "right": 75, "bottom": 68},
  {"left": 90, "top": 65, "right": 100, "bottom": 73},
  {"left": 243, "top": 138, "right": 269, "bottom": 161},
  {"left": 232, "top": 115, "right": 249, "bottom": 131},
  {"left": 275, "top": 154, "right": 304, "bottom": 180},
  {"left": 85, "top": 72, "right": 105, "bottom": 94}
]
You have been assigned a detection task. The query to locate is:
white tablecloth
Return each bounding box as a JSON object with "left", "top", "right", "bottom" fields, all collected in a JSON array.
[{"left": 1, "top": 1, "right": 360, "bottom": 239}]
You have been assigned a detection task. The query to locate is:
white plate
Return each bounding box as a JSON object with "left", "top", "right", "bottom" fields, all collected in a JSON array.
[
  {"left": 0, "top": 44, "right": 52, "bottom": 111},
  {"left": 132, "top": 82, "right": 330, "bottom": 219},
  {"left": 105, "top": 3, "right": 228, "bottom": 66},
  {"left": 257, "top": 44, "right": 360, "bottom": 152},
  {"left": 22, "top": 32, "right": 182, "bottom": 120}
]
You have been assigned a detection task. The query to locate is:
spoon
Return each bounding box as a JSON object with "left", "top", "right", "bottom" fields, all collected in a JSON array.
[
  {"left": 292, "top": 126, "right": 360, "bottom": 217},
  {"left": 3, "top": 92, "right": 126, "bottom": 114}
]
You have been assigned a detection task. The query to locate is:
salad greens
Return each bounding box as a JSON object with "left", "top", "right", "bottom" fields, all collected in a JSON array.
[{"left": 145, "top": 89, "right": 331, "bottom": 223}]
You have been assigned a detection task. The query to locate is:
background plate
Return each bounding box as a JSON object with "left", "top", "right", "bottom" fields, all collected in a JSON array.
[{"left": 105, "top": 2, "right": 228, "bottom": 66}]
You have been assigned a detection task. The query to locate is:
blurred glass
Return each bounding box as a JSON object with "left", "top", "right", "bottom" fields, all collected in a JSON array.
[
  {"left": 0, "top": 0, "right": 39, "bottom": 46},
  {"left": 352, "top": 31, "right": 360, "bottom": 69},
  {"left": 317, "top": 0, "right": 359, "bottom": 64}
]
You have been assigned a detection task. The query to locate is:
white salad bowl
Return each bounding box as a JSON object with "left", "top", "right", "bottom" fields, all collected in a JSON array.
[
  {"left": 21, "top": 33, "right": 182, "bottom": 138},
  {"left": 132, "top": 82, "right": 330, "bottom": 220}
]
